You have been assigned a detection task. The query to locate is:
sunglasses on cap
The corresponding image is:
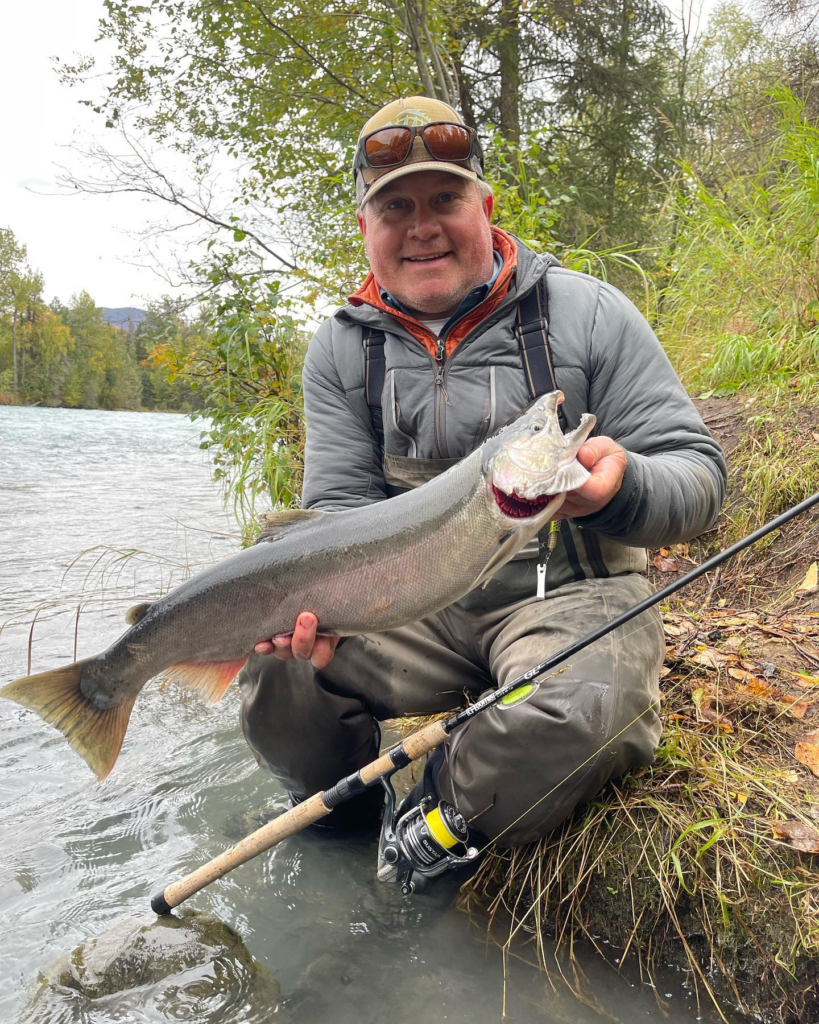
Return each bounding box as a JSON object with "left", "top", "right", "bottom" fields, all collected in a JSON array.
[{"left": 357, "top": 121, "right": 479, "bottom": 169}]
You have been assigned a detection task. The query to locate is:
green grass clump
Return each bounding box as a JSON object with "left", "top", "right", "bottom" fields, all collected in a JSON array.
[
  {"left": 658, "top": 87, "right": 819, "bottom": 392},
  {"left": 698, "top": 328, "right": 819, "bottom": 394}
]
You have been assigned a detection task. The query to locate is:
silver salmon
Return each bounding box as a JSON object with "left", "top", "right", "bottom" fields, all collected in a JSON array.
[{"left": 1, "top": 392, "right": 595, "bottom": 779}]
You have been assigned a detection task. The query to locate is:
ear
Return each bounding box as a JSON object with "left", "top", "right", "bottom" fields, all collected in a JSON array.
[
  {"left": 482, "top": 192, "right": 494, "bottom": 223},
  {"left": 357, "top": 208, "right": 367, "bottom": 240}
]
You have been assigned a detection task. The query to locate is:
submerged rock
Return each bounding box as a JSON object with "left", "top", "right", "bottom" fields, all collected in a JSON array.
[{"left": 26, "top": 909, "right": 284, "bottom": 1022}]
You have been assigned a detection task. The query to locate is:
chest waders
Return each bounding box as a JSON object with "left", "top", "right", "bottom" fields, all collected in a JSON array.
[{"left": 151, "top": 491, "right": 819, "bottom": 913}]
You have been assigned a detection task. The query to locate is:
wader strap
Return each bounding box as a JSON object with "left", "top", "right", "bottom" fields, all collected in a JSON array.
[
  {"left": 516, "top": 272, "right": 557, "bottom": 400},
  {"left": 364, "top": 330, "right": 387, "bottom": 447}
]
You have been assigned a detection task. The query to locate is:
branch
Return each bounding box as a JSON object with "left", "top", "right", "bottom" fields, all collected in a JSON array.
[{"left": 60, "top": 130, "right": 300, "bottom": 273}]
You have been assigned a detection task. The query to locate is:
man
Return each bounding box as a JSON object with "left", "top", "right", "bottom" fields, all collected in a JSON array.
[{"left": 237, "top": 96, "right": 726, "bottom": 860}]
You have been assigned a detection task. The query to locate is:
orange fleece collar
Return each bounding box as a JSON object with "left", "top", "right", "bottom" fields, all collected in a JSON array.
[{"left": 347, "top": 226, "right": 518, "bottom": 360}]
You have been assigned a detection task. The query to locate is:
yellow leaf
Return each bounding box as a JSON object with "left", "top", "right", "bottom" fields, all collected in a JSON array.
[{"left": 797, "top": 562, "right": 818, "bottom": 594}]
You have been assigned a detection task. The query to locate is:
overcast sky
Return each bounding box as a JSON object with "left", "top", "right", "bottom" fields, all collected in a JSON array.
[
  {"left": 2, "top": 0, "right": 717, "bottom": 311},
  {"left": 0, "top": 2, "right": 183, "bottom": 308}
]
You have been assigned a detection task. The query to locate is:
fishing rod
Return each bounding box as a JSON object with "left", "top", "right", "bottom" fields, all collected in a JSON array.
[{"left": 151, "top": 490, "right": 819, "bottom": 914}]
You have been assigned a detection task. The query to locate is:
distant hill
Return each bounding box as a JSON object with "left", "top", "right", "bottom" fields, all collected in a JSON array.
[{"left": 101, "top": 307, "right": 147, "bottom": 330}]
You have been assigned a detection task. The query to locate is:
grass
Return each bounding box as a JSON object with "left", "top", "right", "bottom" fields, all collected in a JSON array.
[{"left": 459, "top": 607, "right": 819, "bottom": 1020}]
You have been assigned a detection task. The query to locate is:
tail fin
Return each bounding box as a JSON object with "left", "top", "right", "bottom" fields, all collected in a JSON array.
[{"left": 0, "top": 660, "right": 136, "bottom": 781}]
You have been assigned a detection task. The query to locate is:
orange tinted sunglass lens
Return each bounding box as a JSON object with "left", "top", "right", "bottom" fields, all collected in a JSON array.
[
  {"left": 364, "top": 127, "right": 412, "bottom": 167},
  {"left": 423, "top": 123, "right": 472, "bottom": 160}
]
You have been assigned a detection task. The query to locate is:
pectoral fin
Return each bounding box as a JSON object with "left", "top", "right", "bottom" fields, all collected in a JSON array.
[
  {"left": 552, "top": 459, "right": 591, "bottom": 494},
  {"left": 472, "top": 531, "right": 521, "bottom": 591}
]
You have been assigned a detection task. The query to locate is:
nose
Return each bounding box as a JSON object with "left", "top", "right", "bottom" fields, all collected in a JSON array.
[{"left": 407, "top": 205, "right": 442, "bottom": 242}]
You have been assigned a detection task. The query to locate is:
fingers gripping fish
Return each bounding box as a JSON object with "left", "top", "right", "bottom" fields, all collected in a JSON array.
[{"left": 0, "top": 393, "right": 595, "bottom": 780}]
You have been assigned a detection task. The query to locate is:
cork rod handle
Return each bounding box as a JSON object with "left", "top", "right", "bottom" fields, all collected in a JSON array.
[{"left": 151, "top": 720, "right": 448, "bottom": 914}]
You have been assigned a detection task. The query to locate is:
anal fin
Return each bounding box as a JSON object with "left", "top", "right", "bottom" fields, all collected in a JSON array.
[{"left": 166, "top": 658, "right": 248, "bottom": 704}]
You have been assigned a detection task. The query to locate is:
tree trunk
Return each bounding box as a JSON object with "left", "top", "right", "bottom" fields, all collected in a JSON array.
[
  {"left": 498, "top": 0, "right": 521, "bottom": 146},
  {"left": 604, "top": 0, "right": 632, "bottom": 226},
  {"left": 11, "top": 309, "right": 17, "bottom": 392},
  {"left": 403, "top": 0, "right": 439, "bottom": 97},
  {"left": 450, "top": 28, "right": 478, "bottom": 127}
]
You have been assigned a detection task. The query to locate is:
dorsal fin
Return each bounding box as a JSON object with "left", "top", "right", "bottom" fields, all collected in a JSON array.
[
  {"left": 125, "top": 601, "right": 154, "bottom": 625},
  {"left": 255, "top": 508, "right": 325, "bottom": 544}
]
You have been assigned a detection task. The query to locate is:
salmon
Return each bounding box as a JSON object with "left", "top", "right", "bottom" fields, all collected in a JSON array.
[{"left": 0, "top": 391, "right": 595, "bottom": 779}]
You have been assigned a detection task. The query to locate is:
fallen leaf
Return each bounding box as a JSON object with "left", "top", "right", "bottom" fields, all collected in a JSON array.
[
  {"left": 654, "top": 553, "right": 682, "bottom": 573},
  {"left": 796, "top": 562, "right": 818, "bottom": 596},
  {"left": 734, "top": 676, "right": 778, "bottom": 699},
  {"left": 692, "top": 649, "right": 739, "bottom": 669},
  {"left": 659, "top": 666, "right": 672, "bottom": 679},
  {"left": 772, "top": 820, "right": 819, "bottom": 853},
  {"left": 795, "top": 732, "right": 819, "bottom": 776},
  {"left": 692, "top": 687, "right": 708, "bottom": 710},
  {"left": 700, "top": 707, "right": 733, "bottom": 731},
  {"left": 663, "top": 623, "right": 685, "bottom": 637},
  {"left": 792, "top": 671, "right": 819, "bottom": 688},
  {"left": 780, "top": 696, "right": 809, "bottom": 719}
]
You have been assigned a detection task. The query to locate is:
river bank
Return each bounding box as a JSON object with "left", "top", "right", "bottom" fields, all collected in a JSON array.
[{"left": 464, "top": 392, "right": 819, "bottom": 1021}]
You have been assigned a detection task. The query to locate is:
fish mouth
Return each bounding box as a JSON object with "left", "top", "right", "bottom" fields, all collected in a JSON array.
[{"left": 492, "top": 485, "right": 555, "bottom": 519}]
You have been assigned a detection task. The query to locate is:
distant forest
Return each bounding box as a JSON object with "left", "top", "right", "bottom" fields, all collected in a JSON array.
[{"left": 0, "top": 226, "right": 202, "bottom": 412}]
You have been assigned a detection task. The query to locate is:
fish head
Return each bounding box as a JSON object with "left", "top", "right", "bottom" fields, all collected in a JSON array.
[{"left": 483, "top": 391, "right": 597, "bottom": 520}]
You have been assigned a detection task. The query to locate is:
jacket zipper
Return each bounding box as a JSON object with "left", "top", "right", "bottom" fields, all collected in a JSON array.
[{"left": 434, "top": 337, "right": 448, "bottom": 459}]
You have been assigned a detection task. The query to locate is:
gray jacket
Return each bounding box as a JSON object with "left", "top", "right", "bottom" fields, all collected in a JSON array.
[{"left": 300, "top": 238, "right": 727, "bottom": 601}]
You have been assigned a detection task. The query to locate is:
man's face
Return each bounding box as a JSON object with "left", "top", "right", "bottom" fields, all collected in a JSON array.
[{"left": 357, "top": 170, "right": 495, "bottom": 318}]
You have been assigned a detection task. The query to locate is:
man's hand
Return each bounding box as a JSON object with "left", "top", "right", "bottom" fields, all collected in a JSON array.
[
  {"left": 254, "top": 612, "right": 340, "bottom": 669},
  {"left": 555, "top": 436, "right": 627, "bottom": 520}
]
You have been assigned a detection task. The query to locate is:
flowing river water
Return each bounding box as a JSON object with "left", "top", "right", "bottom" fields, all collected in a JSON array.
[{"left": 0, "top": 406, "right": 719, "bottom": 1024}]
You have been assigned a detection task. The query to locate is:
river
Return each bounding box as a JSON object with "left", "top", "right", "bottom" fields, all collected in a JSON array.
[{"left": 0, "top": 406, "right": 715, "bottom": 1023}]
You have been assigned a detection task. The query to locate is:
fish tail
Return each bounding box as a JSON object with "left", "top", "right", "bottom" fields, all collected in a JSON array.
[{"left": 0, "top": 659, "right": 137, "bottom": 781}]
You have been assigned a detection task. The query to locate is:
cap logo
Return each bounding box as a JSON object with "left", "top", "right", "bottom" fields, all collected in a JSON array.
[{"left": 392, "top": 109, "right": 433, "bottom": 127}]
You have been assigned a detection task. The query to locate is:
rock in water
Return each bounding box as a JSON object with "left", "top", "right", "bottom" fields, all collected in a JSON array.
[{"left": 25, "top": 909, "right": 283, "bottom": 1022}]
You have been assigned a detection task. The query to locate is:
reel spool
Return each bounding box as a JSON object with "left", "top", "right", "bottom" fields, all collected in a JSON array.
[{"left": 379, "top": 778, "right": 479, "bottom": 895}]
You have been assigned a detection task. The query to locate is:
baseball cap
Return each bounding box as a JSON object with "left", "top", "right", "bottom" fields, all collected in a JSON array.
[{"left": 353, "top": 96, "right": 484, "bottom": 208}]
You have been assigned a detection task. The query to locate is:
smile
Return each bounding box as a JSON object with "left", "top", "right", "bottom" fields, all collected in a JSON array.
[{"left": 405, "top": 252, "right": 451, "bottom": 263}]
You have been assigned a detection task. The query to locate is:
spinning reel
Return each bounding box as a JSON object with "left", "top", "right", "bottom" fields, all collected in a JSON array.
[{"left": 378, "top": 770, "right": 479, "bottom": 895}]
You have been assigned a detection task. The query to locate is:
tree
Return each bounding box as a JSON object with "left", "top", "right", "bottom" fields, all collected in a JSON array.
[
  {"left": 0, "top": 228, "right": 35, "bottom": 392},
  {"left": 60, "top": 292, "right": 142, "bottom": 410}
]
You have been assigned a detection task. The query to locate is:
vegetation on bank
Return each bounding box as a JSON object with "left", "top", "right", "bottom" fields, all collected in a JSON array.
[{"left": 0, "top": 229, "right": 202, "bottom": 413}]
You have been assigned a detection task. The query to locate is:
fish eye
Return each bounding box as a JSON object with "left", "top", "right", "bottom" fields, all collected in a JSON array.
[{"left": 531, "top": 423, "right": 543, "bottom": 432}]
